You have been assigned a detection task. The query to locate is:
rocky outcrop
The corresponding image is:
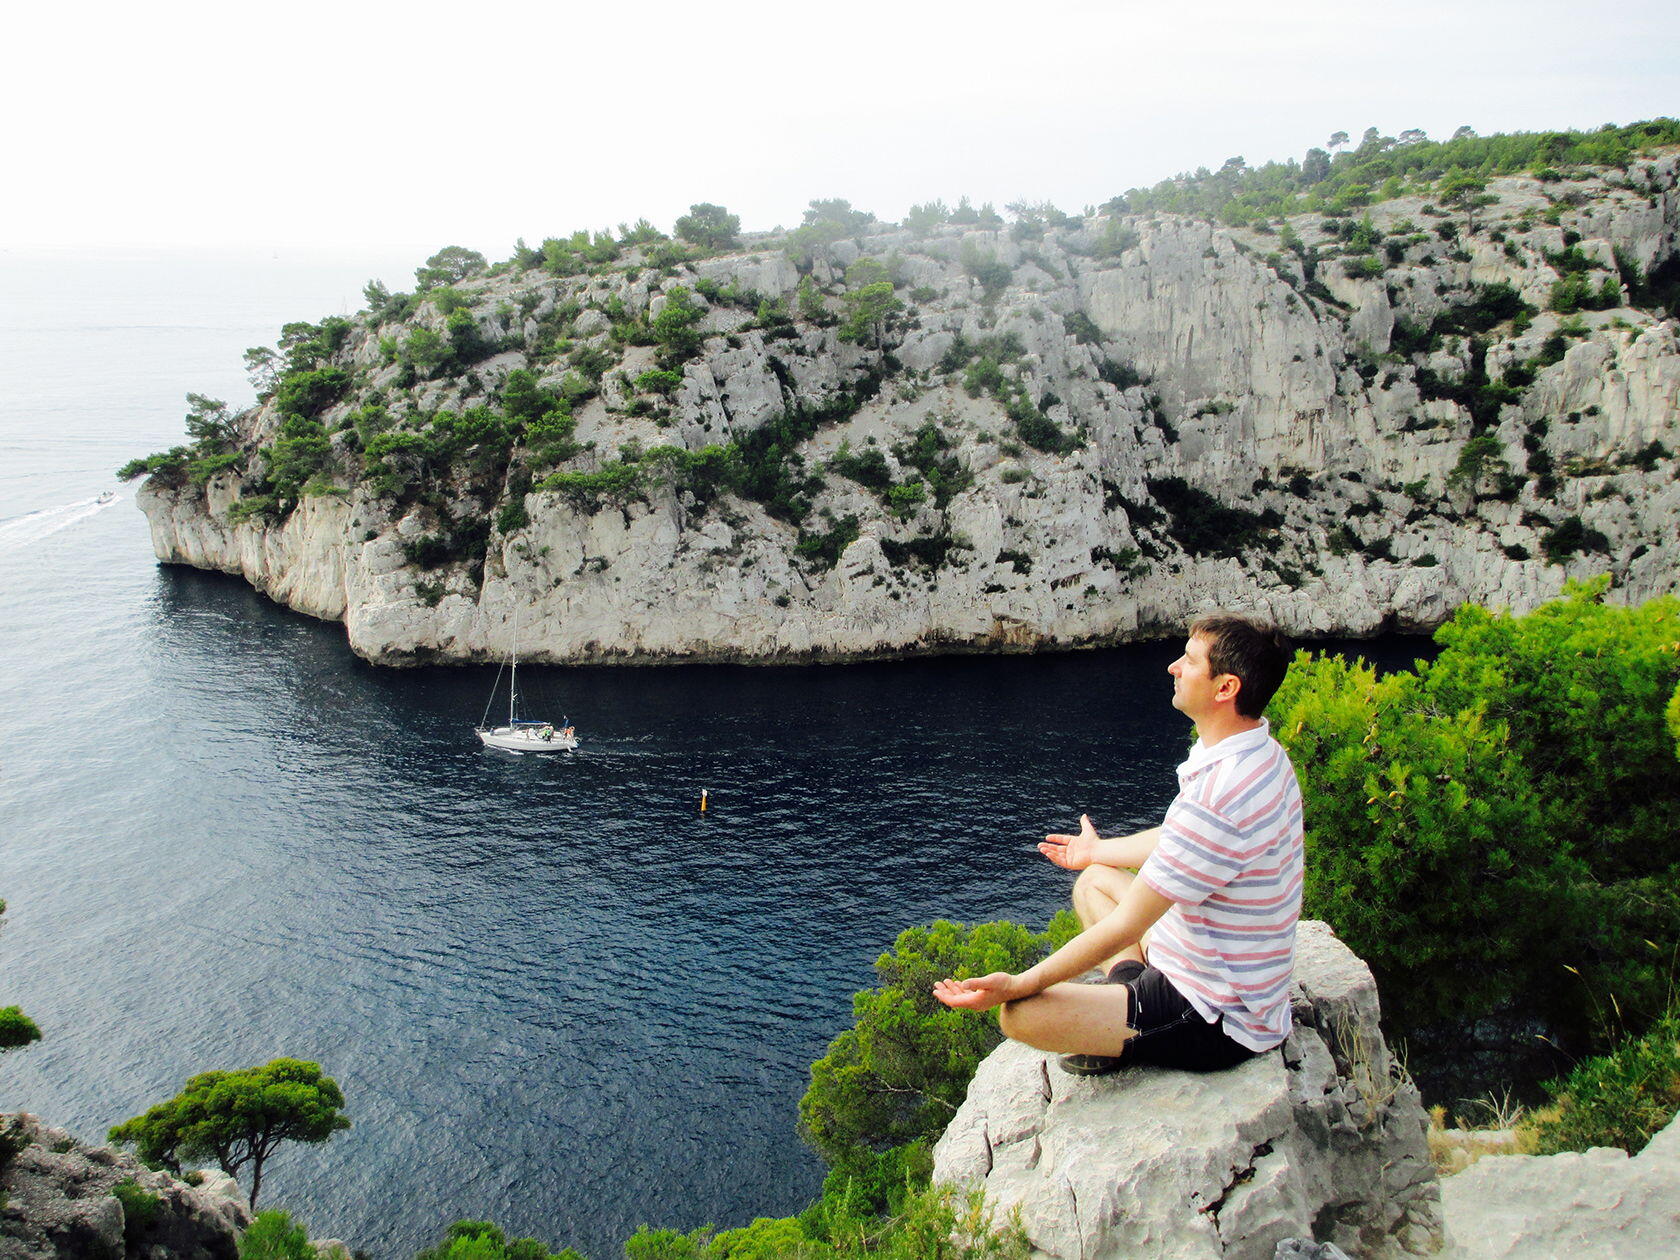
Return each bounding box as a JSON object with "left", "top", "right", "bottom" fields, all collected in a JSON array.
[
  {"left": 930, "top": 921, "right": 1442, "bottom": 1259},
  {"left": 1438, "top": 1112, "right": 1680, "bottom": 1258},
  {"left": 0, "top": 1114, "right": 251, "bottom": 1259},
  {"left": 136, "top": 151, "right": 1680, "bottom": 664}
]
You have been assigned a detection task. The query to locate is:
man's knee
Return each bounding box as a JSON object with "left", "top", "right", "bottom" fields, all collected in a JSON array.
[{"left": 1072, "top": 864, "right": 1133, "bottom": 910}]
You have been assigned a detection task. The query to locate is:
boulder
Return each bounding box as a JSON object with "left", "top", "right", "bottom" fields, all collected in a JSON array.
[
  {"left": 1437, "top": 1111, "right": 1680, "bottom": 1258},
  {"left": 0, "top": 1114, "right": 252, "bottom": 1259},
  {"left": 932, "top": 922, "right": 1443, "bottom": 1259}
]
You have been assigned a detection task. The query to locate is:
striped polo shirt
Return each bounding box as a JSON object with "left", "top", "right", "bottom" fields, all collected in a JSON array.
[{"left": 1138, "top": 718, "right": 1304, "bottom": 1052}]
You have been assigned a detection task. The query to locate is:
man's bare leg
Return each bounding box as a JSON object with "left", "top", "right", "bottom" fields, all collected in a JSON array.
[
  {"left": 1071, "top": 865, "right": 1147, "bottom": 973},
  {"left": 998, "top": 982, "right": 1134, "bottom": 1055}
]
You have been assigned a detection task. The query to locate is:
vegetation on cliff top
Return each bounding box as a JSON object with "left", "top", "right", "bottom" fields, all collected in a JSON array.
[{"left": 1108, "top": 118, "right": 1680, "bottom": 226}]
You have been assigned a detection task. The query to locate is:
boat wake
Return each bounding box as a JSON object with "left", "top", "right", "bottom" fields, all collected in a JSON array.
[{"left": 0, "top": 494, "right": 121, "bottom": 551}]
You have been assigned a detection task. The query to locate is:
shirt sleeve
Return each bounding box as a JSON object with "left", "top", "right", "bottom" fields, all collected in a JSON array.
[{"left": 1139, "top": 792, "right": 1248, "bottom": 906}]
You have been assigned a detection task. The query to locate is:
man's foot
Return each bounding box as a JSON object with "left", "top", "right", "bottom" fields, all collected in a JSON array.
[{"left": 1058, "top": 1052, "right": 1124, "bottom": 1076}]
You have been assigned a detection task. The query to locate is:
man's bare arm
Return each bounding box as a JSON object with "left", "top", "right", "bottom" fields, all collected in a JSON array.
[
  {"left": 1017, "top": 876, "right": 1174, "bottom": 991},
  {"left": 932, "top": 877, "right": 1175, "bottom": 1011},
  {"left": 1039, "top": 814, "right": 1163, "bottom": 871}
]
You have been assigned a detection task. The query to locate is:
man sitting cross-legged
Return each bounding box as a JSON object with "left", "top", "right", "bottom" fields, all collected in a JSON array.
[{"left": 933, "top": 614, "right": 1304, "bottom": 1074}]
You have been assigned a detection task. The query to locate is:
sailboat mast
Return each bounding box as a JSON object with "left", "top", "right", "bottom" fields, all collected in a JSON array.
[{"left": 510, "top": 607, "right": 519, "bottom": 726}]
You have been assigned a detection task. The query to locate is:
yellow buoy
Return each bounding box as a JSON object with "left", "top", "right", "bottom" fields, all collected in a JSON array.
[{"left": 700, "top": 788, "right": 709, "bottom": 813}]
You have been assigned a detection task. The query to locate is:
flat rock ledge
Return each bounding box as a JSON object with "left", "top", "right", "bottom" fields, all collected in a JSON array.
[
  {"left": 0, "top": 1114, "right": 251, "bottom": 1260},
  {"left": 932, "top": 921, "right": 1443, "bottom": 1259},
  {"left": 1438, "top": 1110, "right": 1680, "bottom": 1259}
]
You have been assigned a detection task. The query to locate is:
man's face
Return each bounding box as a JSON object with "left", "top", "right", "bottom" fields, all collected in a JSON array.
[{"left": 1168, "top": 633, "right": 1231, "bottom": 720}]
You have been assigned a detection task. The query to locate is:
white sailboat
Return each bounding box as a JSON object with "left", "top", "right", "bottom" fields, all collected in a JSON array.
[{"left": 475, "top": 618, "right": 577, "bottom": 753}]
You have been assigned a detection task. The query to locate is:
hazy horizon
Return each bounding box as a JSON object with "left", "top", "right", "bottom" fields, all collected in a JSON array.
[{"left": 6, "top": 0, "right": 1677, "bottom": 259}]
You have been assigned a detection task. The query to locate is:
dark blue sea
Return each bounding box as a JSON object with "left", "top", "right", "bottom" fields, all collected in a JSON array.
[{"left": 0, "top": 247, "right": 1431, "bottom": 1258}]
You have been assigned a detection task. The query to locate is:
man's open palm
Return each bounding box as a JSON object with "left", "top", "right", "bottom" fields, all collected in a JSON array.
[{"left": 1039, "top": 813, "right": 1101, "bottom": 869}]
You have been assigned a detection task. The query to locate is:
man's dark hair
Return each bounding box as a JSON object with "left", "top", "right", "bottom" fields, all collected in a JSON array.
[{"left": 1188, "top": 613, "right": 1292, "bottom": 719}]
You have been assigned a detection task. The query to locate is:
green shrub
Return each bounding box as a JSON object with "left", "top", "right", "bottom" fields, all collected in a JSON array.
[
  {"left": 1145, "top": 477, "right": 1277, "bottom": 557},
  {"left": 272, "top": 367, "right": 351, "bottom": 420},
  {"left": 258, "top": 415, "right": 334, "bottom": 506},
  {"left": 226, "top": 495, "right": 279, "bottom": 523},
  {"left": 1096, "top": 358, "right": 1147, "bottom": 390},
  {"left": 1540, "top": 514, "right": 1610, "bottom": 564},
  {"left": 674, "top": 203, "right": 740, "bottom": 251},
  {"left": 830, "top": 444, "right": 894, "bottom": 493},
  {"left": 648, "top": 1183, "right": 1029, "bottom": 1259},
  {"left": 539, "top": 461, "right": 648, "bottom": 512},
  {"left": 959, "top": 243, "right": 1012, "bottom": 297},
  {"left": 1272, "top": 653, "right": 1578, "bottom": 1030},
  {"left": 635, "top": 368, "right": 685, "bottom": 395},
  {"left": 496, "top": 500, "right": 530, "bottom": 534},
  {"left": 1014, "top": 409, "right": 1077, "bottom": 455},
  {"left": 118, "top": 447, "right": 193, "bottom": 482},
  {"left": 885, "top": 479, "right": 926, "bottom": 516},
  {"left": 798, "top": 914, "right": 1077, "bottom": 1176},
  {"left": 1528, "top": 1011, "right": 1680, "bottom": 1155},
  {"left": 652, "top": 286, "right": 707, "bottom": 361},
  {"left": 0, "top": 1005, "right": 42, "bottom": 1050},
  {"left": 112, "top": 1178, "right": 162, "bottom": 1243},
  {"left": 881, "top": 533, "right": 957, "bottom": 571},
  {"left": 238, "top": 1211, "right": 321, "bottom": 1260},
  {"left": 1447, "top": 433, "right": 1510, "bottom": 491},
  {"left": 414, "top": 1218, "right": 584, "bottom": 1260},
  {"left": 795, "top": 515, "right": 860, "bottom": 570},
  {"left": 893, "top": 422, "right": 971, "bottom": 508},
  {"left": 414, "top": 246, "right": 487, "bottom": 291},
  {"left": 1273, "top": 582, "right": 1680, "bottom": 1046}
]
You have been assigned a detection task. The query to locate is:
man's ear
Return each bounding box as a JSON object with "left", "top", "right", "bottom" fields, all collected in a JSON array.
[{"left": 1215, "top": 674, "right": 1242, "bottom": 705}]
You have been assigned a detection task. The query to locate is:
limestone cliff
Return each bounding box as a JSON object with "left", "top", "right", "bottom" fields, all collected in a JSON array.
[
  {"left": 0, "top": 1114, "right": 251, "bottom": 1259},
  {"left": 135, "top": 150, "right": 1680, "bottom": 664}
]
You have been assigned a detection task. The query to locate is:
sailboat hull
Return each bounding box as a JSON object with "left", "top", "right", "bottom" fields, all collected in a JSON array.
[{"left": 477, "top": 726, "right": 578, "bottom": 753}]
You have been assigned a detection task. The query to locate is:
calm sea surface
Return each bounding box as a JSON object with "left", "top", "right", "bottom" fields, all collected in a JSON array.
[{"left": 0, "top": 247, "right": 1431, "bottom": 1258}]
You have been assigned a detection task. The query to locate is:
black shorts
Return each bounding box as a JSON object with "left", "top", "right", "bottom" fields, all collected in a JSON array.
[{"left": 1107, "top": 959, "right": 1259, "bottom": 1072}]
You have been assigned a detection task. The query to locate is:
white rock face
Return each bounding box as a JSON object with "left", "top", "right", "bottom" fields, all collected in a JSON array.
[
  {"left": 930, "top": 922, "right": 1443, "bottom": 1260},
  {"left": 1437, "top": 1112, "right": 1680, "bottom": 1259},
  {"left": 136, "top": 156, "right": 1680, "bottom": 664}
]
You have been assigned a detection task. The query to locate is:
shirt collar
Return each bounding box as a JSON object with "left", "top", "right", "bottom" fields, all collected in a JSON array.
[{"left": 1178, "top": 718, "right": 1272, "bottom": 781}]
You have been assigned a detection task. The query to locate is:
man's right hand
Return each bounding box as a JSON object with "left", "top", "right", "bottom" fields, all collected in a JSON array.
[{"left": 1039, "top": 813, "right": 1102, "bottom": 870}]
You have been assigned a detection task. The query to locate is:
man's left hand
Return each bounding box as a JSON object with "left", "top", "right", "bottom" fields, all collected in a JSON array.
[{"left": 932, "top": 972, "right": 1026, "bottom": 1013}]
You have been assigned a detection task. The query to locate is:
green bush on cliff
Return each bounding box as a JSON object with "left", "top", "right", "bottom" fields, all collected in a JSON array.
[
  {"left": 272, "top": 367, "right": 352, "bottom": 421},
  {"left": 239, "top": 1210, "right": 320, "bottom": 1260},
  {"left": 109, "top": 1057, "right": 350, "bottom": 1209},
  {"left": 674, "top": 203, "right": 740, "bottom": 252},
  {"left": 1527, "top": 1009, "right": 1680, "bottom": 1155},
  {"left": 798, "top": 914, "right": 1078, "bottom": 1195},
  {"left": 0, "top": 1005, "right": 41, "bottom": 1051},
  {"left": 119, "top": 446, "right": 194, "bottom": 482},
  {"left": 618, "top": 1183, "right": 1028, "bottom": 1259},
  {"left": 1270, "top": 579, "right": 1680, "bottom": 1049},
  {"left": 652, "top": 285, "right": 707, "bottom": 362},
  {"left": 262, "top": 416, "right": 334, "bottom": 505},
  {"left": 413, "top": 1219, "right": 585, "bottom": 1260}
]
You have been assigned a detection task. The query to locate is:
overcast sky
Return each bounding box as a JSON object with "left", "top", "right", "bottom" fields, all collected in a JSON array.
[{"left": 6, "top": 0, "right": 1676, "bottom": 259}]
